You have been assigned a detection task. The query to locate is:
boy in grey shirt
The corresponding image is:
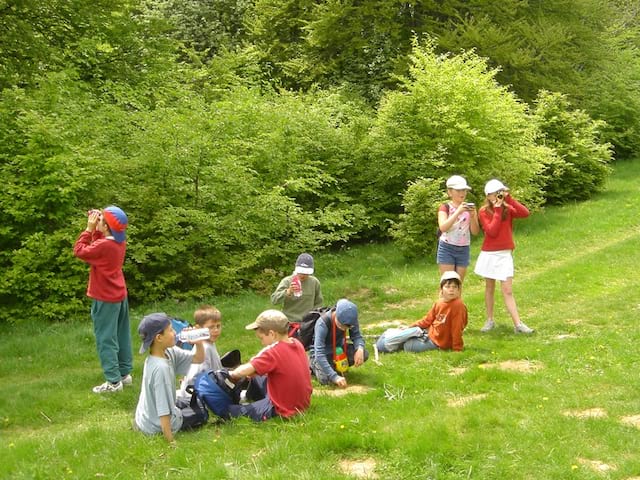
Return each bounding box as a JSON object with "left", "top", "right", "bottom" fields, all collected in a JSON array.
[{"left": 134, "top": 313, "right": 207, "bottom": 444}]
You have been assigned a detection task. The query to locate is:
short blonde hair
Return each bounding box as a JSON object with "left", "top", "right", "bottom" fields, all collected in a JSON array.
[{"left": 194, "top": 305, "right": 221, "bottom": 327}]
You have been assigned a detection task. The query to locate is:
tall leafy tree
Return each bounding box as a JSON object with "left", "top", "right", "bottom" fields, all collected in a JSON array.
[{"left": 0, "top": 0, "right": 175, "bottom": 92}]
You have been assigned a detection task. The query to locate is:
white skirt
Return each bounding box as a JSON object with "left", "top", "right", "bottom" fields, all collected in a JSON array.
[{"left": 474, "top": 250, "right": 514, "bottom": 281}]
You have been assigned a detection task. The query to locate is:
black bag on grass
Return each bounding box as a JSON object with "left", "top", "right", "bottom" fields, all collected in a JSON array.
[{"left": 289, "top": 307, "right": 332, "bottom": 350}]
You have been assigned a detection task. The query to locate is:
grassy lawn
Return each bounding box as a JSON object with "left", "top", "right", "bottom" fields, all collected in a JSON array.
[{"left": 2, "top": 160, "right": 640, "bottom": 479}]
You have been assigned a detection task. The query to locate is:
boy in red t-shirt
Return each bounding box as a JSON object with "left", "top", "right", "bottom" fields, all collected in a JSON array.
[{"left": 228, "top": 310, "right": 312, "bottom": 421}]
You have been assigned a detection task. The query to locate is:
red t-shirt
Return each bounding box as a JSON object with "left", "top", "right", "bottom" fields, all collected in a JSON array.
[
  {"left": 73, "top": 230, "right": 127, "bottom": 302},
  {"left": 250, "top": 339, "right": 312, "bottom": 417}
]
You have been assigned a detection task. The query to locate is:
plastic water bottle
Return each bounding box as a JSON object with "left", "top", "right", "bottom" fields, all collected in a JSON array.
[
  {"left": 177, "top": 327, "right": 210, "bottom": 343},
  {"left": 334, "top": 346, "right": 349, "bottom": 374},
  {"left": 291, "top": 275, "right": 303, "bottom": 297}
]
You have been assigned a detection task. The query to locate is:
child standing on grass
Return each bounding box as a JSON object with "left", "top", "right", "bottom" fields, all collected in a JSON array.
[
  {"left": 376, "top": 271, "right": 468, "bottom": 353},
  {"left": 134, "top": 313, "right": 208, "bottom": 444},
  {"left": 271, "top": 253, "right": 324, "bottom": 323},
  {"left": 227, "top": 310, "right": 312, "bottom": 421},
  {"left": 474, "top": 179, "right": 534, "bottom": 334},
  {"left": 176, "top": 305, "right": 224, "bottom": 402},
  {"left": 437, "top": 175, "right": 480, "bottom": 283},
  {"left": 73, "top": 206, "right": 133, "bottom": 394}
]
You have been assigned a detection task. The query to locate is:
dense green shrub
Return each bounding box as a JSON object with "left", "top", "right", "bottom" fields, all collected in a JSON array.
[
  {"left": 533, "top": 91, "right": 613, "bottom": 204},
  {"left": 390, "top": 178, "right": 443, "bottom": 259},
  {"left": 0, "top": 79, "right": 369, "bottom": 323},
  {"left": 355, "top": 40, "right": 548, "bottom": 236}
]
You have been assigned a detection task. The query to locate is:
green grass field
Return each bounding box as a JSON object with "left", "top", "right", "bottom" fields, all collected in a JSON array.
[{"left": 2, "top": 160, "right": 640, "bottom": 479}]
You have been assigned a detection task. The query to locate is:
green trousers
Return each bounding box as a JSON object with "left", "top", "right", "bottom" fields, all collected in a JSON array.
[{"left": 91, "top": 298, "right": 133, "bottom": 384}]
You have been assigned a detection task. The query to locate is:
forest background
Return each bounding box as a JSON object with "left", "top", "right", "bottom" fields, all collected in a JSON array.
[{"left": 1, "top": 0, "right": 639, "bottom": 323}]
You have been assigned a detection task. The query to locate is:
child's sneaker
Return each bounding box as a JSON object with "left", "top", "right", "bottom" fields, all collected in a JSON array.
[
  {"left": 92, "top": 381, "right": 123, "bottom": 393},
  {"left": 480, "top": 319, "right": 495, "bottom": 332},
  {"left": 121, "top": 374, "right": 133, "bottom": 386},
  {"left": 514, "top": 322, "right": 534, "bottom": 334}
]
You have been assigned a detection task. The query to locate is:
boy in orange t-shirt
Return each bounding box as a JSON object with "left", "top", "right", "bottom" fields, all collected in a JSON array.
[{"left": 376, "top": 271, "right": 468, "bottom": 353}]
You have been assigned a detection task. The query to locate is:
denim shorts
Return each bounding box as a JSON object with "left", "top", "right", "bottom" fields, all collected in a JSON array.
[{"left": 436, "top": 241, "right": 471, "bottom": 267}]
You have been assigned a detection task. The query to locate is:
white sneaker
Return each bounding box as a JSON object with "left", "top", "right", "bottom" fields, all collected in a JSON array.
[
  {"left": 514, "top": 322, "right": 534, "bottom": 334},
  {"left": 92, "top": 381, "right": 123, "bottom": 393},
  {"left": 121, "top": 374, "right": 133, "bottom": 386},
  {"left": 480, "top": 319, "right": 495, "bottom": 332}
]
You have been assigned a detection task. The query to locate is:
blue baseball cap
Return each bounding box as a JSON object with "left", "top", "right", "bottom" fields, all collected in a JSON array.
[
  {"left": 335, "top": 299, "right": 358, "bottom": 327},
  {"left": 138, "top": 312, "right": 171, "bottom": 353}
]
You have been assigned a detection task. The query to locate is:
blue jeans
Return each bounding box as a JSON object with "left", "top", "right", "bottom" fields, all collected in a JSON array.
[
  {"left": 375, "top": 327, "right": 423, "bottom": 353},
  {"left": 228, "top": 376, "right": 276, "bottom": 422},
  {"left": 403, "top": 336, "right": 439, "bottom": 352},
  {"left": 436, "top": 241, "right": 471, "bottom": 268}
]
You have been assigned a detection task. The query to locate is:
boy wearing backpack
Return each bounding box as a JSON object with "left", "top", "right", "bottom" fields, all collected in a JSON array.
[
  {"left": 309, "top": 299, "right": 368, "bottom": 388},
  {"left": 134, "top": 313, "right": 208, "bottom": 444},
  {"left": 227, "top": 309, "right": 312, "bottom": 421}
]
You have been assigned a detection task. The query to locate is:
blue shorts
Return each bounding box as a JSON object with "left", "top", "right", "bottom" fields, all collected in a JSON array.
[{"left": 436, "top": 241, "right": 471, "bottom": 267}]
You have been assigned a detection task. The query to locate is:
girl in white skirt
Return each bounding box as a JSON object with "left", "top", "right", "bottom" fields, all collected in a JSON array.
[{"left": 474, "top": 179, "right": 534, "bottom": 334}]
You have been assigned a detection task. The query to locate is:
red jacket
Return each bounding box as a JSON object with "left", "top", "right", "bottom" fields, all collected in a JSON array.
[
  {"left": 73, "top": 230, "right": 127, "bottom": 302},
  {"left": 478, "top": 197, "right": 529, "bottom": 251}
]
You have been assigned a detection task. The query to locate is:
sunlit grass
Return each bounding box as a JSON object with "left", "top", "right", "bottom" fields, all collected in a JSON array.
[{"left": 2, "top": 160, "right": 640, "bottom": 479}]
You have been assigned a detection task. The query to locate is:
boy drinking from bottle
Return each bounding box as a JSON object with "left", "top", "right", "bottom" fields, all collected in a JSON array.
[{"left": 134, "top": 313, "right": 208, "bottom": 444}]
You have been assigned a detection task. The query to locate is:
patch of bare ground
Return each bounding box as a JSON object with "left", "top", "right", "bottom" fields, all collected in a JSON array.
[
  {"left": 562, "top": 408, "right": 608, "bottom": 419},
  {"left": 313, "top": 385, "right": 373, "bottom": 397},
  {"left": 449, "top": 367, "right": 468, "bottom": 376},
  {"left": 346, "top": 288, "right": 373, "bottom": 301},
  {"left": 479, "top": 359, "right": 543, "bottom": 373},
  {"left": 554, "top": 333, "right": 578, "bottom": 340},
  {"left": 577, "top": 458, "right": 617, "bottom": 473},
  {"left": 620, "top": 414, "right": 640, "bottom": 429},
  {"left": 383, "top": 298, "right": 425, "bottom": 310},
  {"left": 362, "top": 320, "right": 405, "bottom": 331},
  {"left": 447, "top": 393, "right": 488, "bottom": 408},
  {"left": 339, "top": 458, "right": 378, "bottom": 479}
]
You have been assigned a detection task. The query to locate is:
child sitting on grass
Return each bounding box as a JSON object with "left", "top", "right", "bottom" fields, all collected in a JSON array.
[
  {"left": 134, "top": 313, "right": 208, "bottom": 444},
  {"left": 176, "top": 305, "right": 224, "bottom": 402},
  {"left": 227, "top": 309, "right": 312, "bottom": 422},
  {"left": 376, "top": 271, "right": 468, "bottom": 353}
]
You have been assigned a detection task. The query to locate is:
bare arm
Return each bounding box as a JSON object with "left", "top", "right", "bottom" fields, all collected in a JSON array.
[
  {"left": 229, "top": 362, "right": 257, "bottom": 381},
  {"left": 159, "top": 415, "right": 174, "bottom": 443}
]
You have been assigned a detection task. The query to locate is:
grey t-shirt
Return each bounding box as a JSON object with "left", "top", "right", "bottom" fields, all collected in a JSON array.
[{"left": 135, "top": 347, "right": 194, "bottom": 435}]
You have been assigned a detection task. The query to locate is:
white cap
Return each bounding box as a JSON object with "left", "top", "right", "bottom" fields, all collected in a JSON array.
[
  {"left": 446, "top": 175, "right": 471, "bottom": 190},
  {"left": 440, "top": 270, "right": 461, "bottom": 285},
  {"left": 484, "top": 179, "right": 508, "bottom": 195}
]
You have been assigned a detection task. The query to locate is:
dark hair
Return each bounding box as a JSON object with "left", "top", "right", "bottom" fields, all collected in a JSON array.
[{"left": 441, "top": 278, "right": 461, "bottom": 288}]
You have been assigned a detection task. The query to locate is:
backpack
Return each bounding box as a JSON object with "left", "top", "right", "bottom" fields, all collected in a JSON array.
[
  {"left": 171, "top": 317, "right": 193, "bottom": 350},
  {"left": 193, "top": 369, "right": 263, "bottom": 419},
  {"left": 193, "top": 370, "right": 238, "bottom": 419},
  {"left": 176, "top": 389, "right": 209, "bottom": 430},
  {"left": 290, "top": 307, "right": 332, "bottom": 350}
]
